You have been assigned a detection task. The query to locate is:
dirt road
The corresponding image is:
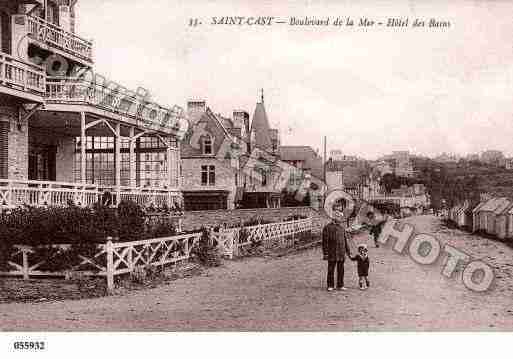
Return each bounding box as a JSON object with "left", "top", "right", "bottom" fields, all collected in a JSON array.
[{"left": 1, "top": 215, "right": 512, "bottom": 331}]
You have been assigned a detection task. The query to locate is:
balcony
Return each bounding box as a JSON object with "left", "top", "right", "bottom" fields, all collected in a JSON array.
[
  {"left": 0, "top": 51, "right": 45, "bottom": 102},
  {"left": 45, "top": 77, "right": 185, "bottom": 135},
  {"left": 26, "top": 15, "right": 93, "bottom": 65}
]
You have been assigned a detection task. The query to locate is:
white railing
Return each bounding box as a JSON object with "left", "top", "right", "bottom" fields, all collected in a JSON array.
[
  {"left": 0, "top": 180, "right": 99, "bottom": 208},
  {"left": 99, "top": 186, "right": 182, "bottom": 208},
  {"left": 0, "top": 51, "right": 45, "bottom": 96},
  {"left": 212, "top": 218, "right": 313, "bottom": 258},
  {"left": 0, "top": 232, "right": 202, "bottom": 292},
  {"left": 26, "top": 15, "right": 93, "bottom": 63},
  {"left": 0, "top": 180, "right": 183, "bottom": 210},
  {"left": 0, "top": 218, "right": 312, "bottom": 291},
  {"left": 46, "top": 77, "right": 185, "bottom": 135}
]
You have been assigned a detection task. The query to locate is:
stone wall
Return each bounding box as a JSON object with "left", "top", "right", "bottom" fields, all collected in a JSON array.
[
  {"left": 182, "top": 206, "right": 331, "bottom": 234},
  {"left": 0, "top": 103, "right": 28, "bottom": 181}
]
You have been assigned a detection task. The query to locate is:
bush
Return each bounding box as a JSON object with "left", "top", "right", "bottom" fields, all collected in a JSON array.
[
  {"left": 191, "top": 228, "right": 222, "bottom": 267},
  {"left": 148, "top": 221, "right": 177, "bottom": 239},
  {"left": 284, "top": 214, "right": 308, "bottom": 221},
  {"left": 242, "top": 217, "right": 272, "bottom": 227},
  {"left": 117, "top": 201, "right": 145, "bottom": 242},
  {"left": 0, "top": 201, "right": 144, "bottom": 272}
]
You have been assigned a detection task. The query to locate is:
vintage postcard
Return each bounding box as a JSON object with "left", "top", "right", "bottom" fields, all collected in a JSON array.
[{"left": 0, "top": 0, "right": 512, "bottom": 357}]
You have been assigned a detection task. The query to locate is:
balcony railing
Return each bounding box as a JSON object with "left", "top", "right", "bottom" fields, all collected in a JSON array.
[
  {"left": 0, "top": 52, "right": 45, "bottom": 97},
  {"left": 99, "top": 186, "right": 182, "bottom": 209},
  {"left": 26, "top": 15, "right": 93, "bottom": 64},
  {"left": 0, "top": 180, "right": 99, "bottom": 208},
  {"left": 0, "top": 180, "right": 182, "bottom": 209},
  {"left": 46, "top": 77, "right": 184, "bottom": 135}
]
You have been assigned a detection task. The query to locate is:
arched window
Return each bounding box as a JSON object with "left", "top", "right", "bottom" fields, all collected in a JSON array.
[{"left": 202, "top": 135, "right": 213, "bottom": 155}]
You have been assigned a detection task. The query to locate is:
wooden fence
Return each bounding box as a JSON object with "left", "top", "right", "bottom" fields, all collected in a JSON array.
[
  {"left": 0, "top": 232, "right": 201, "bottom": 292},
  {"left": 212, "top": 218, "right": 312, "bottom": 258},
  {"left": 0, "top": 218, "right": 313, "bottom": 292}
]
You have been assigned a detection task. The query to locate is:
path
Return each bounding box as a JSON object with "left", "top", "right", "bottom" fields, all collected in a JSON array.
[{"left": 1, "top": 215, "right": 512, "bottom": 331}]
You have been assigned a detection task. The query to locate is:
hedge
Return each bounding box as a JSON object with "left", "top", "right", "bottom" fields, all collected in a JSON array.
[{"left": 0, "top": 201, "right": 178, "bottom": 272}]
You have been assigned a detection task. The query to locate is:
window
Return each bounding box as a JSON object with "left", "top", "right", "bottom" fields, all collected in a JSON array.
[
  {"left": 203, "top": 135, "right": 213, "bottom": 155},
  {"left": 261, "top": 170, "right": 267, "bottom": 186},
  {"left": 201, "top": 165, "right": 215, "bottom": 186},
  {"left": 75, "top": 135, "right": 169, "bottom": 188}
]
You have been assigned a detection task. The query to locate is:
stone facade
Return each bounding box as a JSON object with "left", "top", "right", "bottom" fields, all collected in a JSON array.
[
  {"left": 0, "top": 103, "right": 28, "bottom": 181},
  {"left": 181, "top": 157, "right": 238, "bottom": 209}
]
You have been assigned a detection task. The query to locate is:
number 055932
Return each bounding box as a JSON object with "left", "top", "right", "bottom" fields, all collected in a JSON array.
[{"left": 13, "top": 341, "right": 46, "bottom": 351}]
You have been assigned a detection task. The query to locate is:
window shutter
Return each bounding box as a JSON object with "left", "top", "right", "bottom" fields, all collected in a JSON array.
[{"left": 0, "top": 121, "right": 8, "bottom": 179}]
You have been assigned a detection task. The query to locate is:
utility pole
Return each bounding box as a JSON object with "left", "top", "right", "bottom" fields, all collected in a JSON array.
[{"left": 323, "top": 136, "right": 327, "bottom": 184}]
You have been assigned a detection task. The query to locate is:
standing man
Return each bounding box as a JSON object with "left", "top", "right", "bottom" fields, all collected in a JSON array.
[{"left": 322, "top": 217, "right": 351, "bottom": 291}]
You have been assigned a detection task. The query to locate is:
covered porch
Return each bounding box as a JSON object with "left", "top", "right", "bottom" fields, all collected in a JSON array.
[{"left": 1, "top": 108, "right": 182, "bottom": 209}]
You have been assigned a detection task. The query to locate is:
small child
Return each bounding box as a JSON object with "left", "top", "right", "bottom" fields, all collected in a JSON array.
[{"left": 350, "top": 244, "right": 370, "bottom": 290}]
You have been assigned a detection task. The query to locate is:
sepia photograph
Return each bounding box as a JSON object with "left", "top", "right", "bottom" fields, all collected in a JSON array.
[{"left": 0, "top": 0, "right": 512, "bottom": 357}]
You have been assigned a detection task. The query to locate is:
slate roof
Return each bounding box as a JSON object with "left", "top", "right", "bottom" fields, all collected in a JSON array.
[
  {"left": 279, "top": 145, "right": 324, "bottom": 180},
  {"left": 279, "top": 146, "right": 317, "bottom": 161},
  {"left": 250, "top": 101, "right": 272, "bottom": 150}
]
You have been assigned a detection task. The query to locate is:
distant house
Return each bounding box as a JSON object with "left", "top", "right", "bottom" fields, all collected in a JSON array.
[
  {"left": 481, "top": 150, "right": 505, "bottom": 166},
  {"left": 505, "top": 159, "right": 513, "bottom": 170},
  {"left": 473, "top": 197, "right": 510, "bottom": 234},
  {"left": 240, "top": 94, "right": 282, "bottom": 208},
  {"left": 434, "top": 153, "right": 460, "bottom": 163},
  {"left": 380, "top": 151, "right": 414, "bottom": 177},
  {"left": 495, "top": 200, "right": 513, "bottom": 239},
  {"left": 181, "top": 101, "right": 250, "bottom": 211},
  {"left": 280, "top": 146, "right": 324, "bottom": 184},
  {"left": 325, "top": 158, "right": 368, "bottom": 195}
]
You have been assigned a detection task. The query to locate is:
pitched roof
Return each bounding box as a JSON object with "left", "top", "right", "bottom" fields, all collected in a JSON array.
[
  {"left": 279, "top": 145, "right": 324, "bottom": 179},
  {"left": 479, "top": 197, "right": 509, "bottom": 212},
  {"left": 279, "top": 146, "right": 317, "bottom": 161},
  {"left": 250, "top": 101, "right": 272, "bottom": 150},
  {"left": 493, "top": 198, "right": 511, "bottom": 215}
]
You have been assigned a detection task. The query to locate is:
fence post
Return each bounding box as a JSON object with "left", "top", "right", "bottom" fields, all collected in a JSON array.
[
  {"left": 234, "top": 229, "right": 240, "bottom": 257},
  {"left": 22, "top": 249, "right": 29, "bottom": 280},
  {"left": 127, "top": 244, "right": 133, "bottom": 274},
  {"left": 105, "top": 238, "right": 114, "bottom": 294}
]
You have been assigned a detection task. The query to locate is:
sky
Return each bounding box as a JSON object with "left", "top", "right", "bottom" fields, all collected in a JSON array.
[{"left": 76, "top": 0, "right": 513, "bottom": 160}]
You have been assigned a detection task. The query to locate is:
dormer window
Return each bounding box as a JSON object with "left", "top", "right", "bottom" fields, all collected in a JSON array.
[{"left": 203, "top": 135, "right": 213, "bottom": 155}]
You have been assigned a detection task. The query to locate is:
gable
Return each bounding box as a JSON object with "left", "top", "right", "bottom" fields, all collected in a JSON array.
[{"left": 181, "top": 109, "right": 231, "bottom": 158}]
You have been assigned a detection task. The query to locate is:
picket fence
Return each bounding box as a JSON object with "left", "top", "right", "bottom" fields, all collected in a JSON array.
[{"left": 1, "top": 218, "right": 312, "bottom": 292}]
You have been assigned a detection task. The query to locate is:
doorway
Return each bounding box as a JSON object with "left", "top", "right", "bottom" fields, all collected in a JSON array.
[{"left": 29, "top": 143, "right": 56, "bottom": 181}]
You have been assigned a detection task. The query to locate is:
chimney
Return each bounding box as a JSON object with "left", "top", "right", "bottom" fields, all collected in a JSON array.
[
  {"left": 187, "top": 100, "right": 206, "bottom": 125},
  {"left": 233, "top": 110, "right": 249, "bottom": 137}
]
